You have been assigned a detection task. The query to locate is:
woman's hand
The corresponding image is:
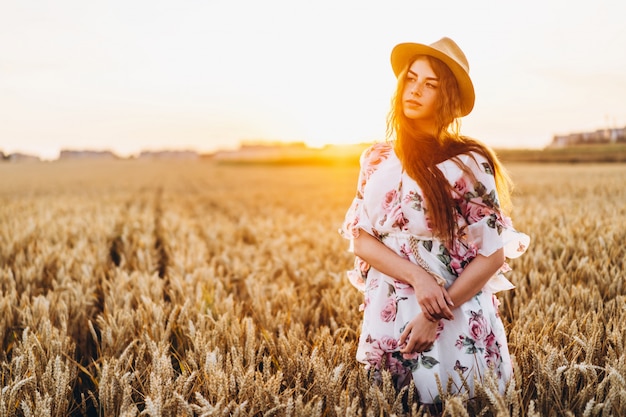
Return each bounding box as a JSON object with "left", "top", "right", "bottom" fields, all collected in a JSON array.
[
  {"left": 399, "top": 313, "right": 439, "bottom": 354},
  {"left": 412, "top": 278, "right": 454, "bottom": 321},
  {"left": 353, "top": 231, "right": 454, "bottom": 320}
]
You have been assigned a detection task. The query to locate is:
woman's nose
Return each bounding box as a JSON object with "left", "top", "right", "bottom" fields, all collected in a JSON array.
[{"left": 411, "top": 83, "right": 423, "bottom": 96}]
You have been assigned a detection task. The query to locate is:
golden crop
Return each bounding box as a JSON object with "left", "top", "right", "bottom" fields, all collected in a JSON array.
[{"left": 0, "top": 159, "right": 625, "bottom": 416}]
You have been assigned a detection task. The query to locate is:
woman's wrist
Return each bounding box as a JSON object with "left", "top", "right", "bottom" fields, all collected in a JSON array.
[
  {"left": 420, "top": 311, "right": 440, "bottom": 325},
  {"left": 407, "top": 265, "right": 437, "bottom": 289}
]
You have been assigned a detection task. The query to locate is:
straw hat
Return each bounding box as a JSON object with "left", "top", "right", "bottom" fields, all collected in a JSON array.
[{"left": 390, "top": 37, "right": 475, "bottom": 116}]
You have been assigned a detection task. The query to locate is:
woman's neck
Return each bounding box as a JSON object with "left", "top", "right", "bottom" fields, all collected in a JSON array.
[{"left": 411, "top": 120, "right": 439, "bottom": 138}]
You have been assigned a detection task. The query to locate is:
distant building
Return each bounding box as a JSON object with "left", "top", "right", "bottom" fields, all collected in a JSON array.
[
  {"left": 59, "top": 150, "right": 118, "bottom": 160},
  {"left": 138, "top": 150, "right": 199, "bottom": 160},
  {"left": 5, "top": 153, "right": 41, "bottom": 162},
  {"left": 551, "top": 126, "right": 626, "bottom": 147}
]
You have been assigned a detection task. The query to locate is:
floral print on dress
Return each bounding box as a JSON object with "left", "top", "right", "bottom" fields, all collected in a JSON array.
[
  {"left": 358, "top": 143, "right": 393, "bottom": 199},
  {"left": 340, "top": 142, "right": 530, "bottom": 402},
  {"left": 455, "top": 309, "right": 505, "bottom": 377},
  {"left": 453, "top": 175, "right": 505, "bottom": 236},
  {"left": 404, "top": 190, "right": 424, "bottom": 211},
  {"left": 380, "top": 296, "right": 398, "bottom": 322}
]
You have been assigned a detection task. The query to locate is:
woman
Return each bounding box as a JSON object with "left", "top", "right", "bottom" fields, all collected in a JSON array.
[{"left": 339, "top": 37, "right": 530, "bottom": 405}]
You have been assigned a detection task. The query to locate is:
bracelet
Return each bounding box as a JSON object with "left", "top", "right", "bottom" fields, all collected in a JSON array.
[{"left": 409, "top": 236, "right": 447, "bottom": 287}]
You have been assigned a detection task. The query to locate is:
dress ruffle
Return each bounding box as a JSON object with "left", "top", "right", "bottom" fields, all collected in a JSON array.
[{"left": 339, "top": 197, "right": 370, "bottom": 242}]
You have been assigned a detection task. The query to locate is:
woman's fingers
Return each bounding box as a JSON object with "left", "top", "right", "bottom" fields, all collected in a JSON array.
[
  {"left": 442, "top": 287, "right": 455, "bottom": 306},
  {"left": 424, "top": 310, "right": 438, "bottom": 322},
  {"left": 400, "top": 326, "right": 425, "bottom": 353},
  {"left": 399, "top": 322, "right": 412, "bottom": 346},
  {"left": 435, "top": 297, "right": 454, "bottom": 320},
  {"left": 436, "top": 288, "right": 454, "bottom": 319},
  {"left": 418, "top": 289, "right": 454, "bottom": 320},
  {"left": 400, "top": 322, "right": 424, "bottom": 353},
  {"left": 400, "top": 313, "right": 439, "bottom": 353},
  {"left": 400, "top": 335, "right": 416, "bottom": 353},
  {"left": 424, "top": 295, "right": 453, "bottom": 320},
  {"left": 401, "top": 333, "right": 427, "bottom": 353}
]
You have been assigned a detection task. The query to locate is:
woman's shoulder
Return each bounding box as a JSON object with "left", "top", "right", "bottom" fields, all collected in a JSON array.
[
  {"left": 461, "top": 151, "right": 495, "bottom": 176},
  {"left": 362, "top": 141, "right": 393, "bottom": 155},
  {"left": 457, "top": 151, "right": 490, "bottom": 167},
  {"left": 360, "top": 141, "right": 395, "bottom": 167},
  {"left": 437, "top": 150, "right": 493, "bottom": 184},
  {"left": 440, "top": 141, "right": 493, "bottom": 168},
  {"left": 455, "top": 137, "right": 495, "bottom": 169}
]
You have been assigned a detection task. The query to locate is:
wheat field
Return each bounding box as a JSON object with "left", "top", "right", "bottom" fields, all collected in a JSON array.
[{"left": 1, "top": 158, "right": 625, "bottom": 416}]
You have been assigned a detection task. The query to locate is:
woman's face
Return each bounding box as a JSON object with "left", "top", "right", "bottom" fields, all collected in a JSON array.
[{"left": 402, "top": 57, "right": 440, "bottom": 125}]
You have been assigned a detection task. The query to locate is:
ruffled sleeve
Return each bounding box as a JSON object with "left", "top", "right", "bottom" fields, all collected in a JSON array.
[
  {"left": 339, "top": 143, "right": 391, "bottom": 291},
  {"left": 445, "top": 153, "right": 530, "bottom": 292},
  {"left": 339, "top": 143, "right": 389, "bottom": 243}
]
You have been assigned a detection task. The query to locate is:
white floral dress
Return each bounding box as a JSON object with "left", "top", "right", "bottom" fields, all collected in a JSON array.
[{"left": 340, "top": 142, "right": 530, "bottom": 404}]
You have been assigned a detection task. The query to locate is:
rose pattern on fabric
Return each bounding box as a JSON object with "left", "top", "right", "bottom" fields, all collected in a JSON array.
[
  {"left": 468, "top": 309, "right": 490, "bottom": 345},
  {"left": 363, "top": 334, "right": 414, "bottom": 389},
  {"left": 433, "top": 238, "right": 478, "bottom": 277},
  {"left": 340, "top": 143, "right": 529, "bottom": 402},
  {"left": 380, "top": 297, "right": 397, "bottom": 322},
  {"left": 390, "top": 205, "right": 409, "bottom": 230},
  {"left": 404, "top": 190, "right": 424, "bottom": 211},
  {"left": 382, "top": 189, "right": 398, "bottom": 212},
  {"left": 454, "top": 309, "right": 504, "bottom": 374},
  {"left": 379, "top": 184, "right": 410, "bottom": 231},
  {"left": 345, "top": 211, "right": 362, "bottom": 239},
  {"left": 453, "top": 175, "right": 471, "bottom": 196},
  {"left": 356, "top": 145, "right": 394, "bottom": 202}
]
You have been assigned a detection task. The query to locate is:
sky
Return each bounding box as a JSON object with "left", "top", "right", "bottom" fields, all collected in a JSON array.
[{"left": 1, "top": 0, "right": 625, "bottom": 160}]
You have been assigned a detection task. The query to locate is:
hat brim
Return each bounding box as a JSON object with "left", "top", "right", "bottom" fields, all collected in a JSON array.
[{"left": 391, "top": 42, "right": 475, "bottom": 116}]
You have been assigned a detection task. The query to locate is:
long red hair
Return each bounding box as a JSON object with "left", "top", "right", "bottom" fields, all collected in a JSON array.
[{"left": 386, "top": 55, "right": 512, "bottom": 244}]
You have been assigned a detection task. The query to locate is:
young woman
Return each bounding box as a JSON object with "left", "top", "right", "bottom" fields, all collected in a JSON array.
[{"left": 340, "top": 37, "right": 530, "bottom": 405}]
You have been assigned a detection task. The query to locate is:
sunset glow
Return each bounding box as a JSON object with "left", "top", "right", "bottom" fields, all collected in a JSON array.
[{"left": 1, "top": 0, "right": 625, "bottom": 159}]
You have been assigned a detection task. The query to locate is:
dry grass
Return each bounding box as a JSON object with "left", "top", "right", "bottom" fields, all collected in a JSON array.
[{"left": 0, "top": 159, "right": 625, "bottom": 416}]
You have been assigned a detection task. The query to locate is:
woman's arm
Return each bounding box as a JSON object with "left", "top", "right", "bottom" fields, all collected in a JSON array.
[
  {"left": 446, "top": 248, "right": 505, "bottom": 306},
  {"left": 399, "top": 247, "right": 505, "bottom": 353},
  {"left": 352, "top": 230, "right": 454, "bottom": 321}
]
